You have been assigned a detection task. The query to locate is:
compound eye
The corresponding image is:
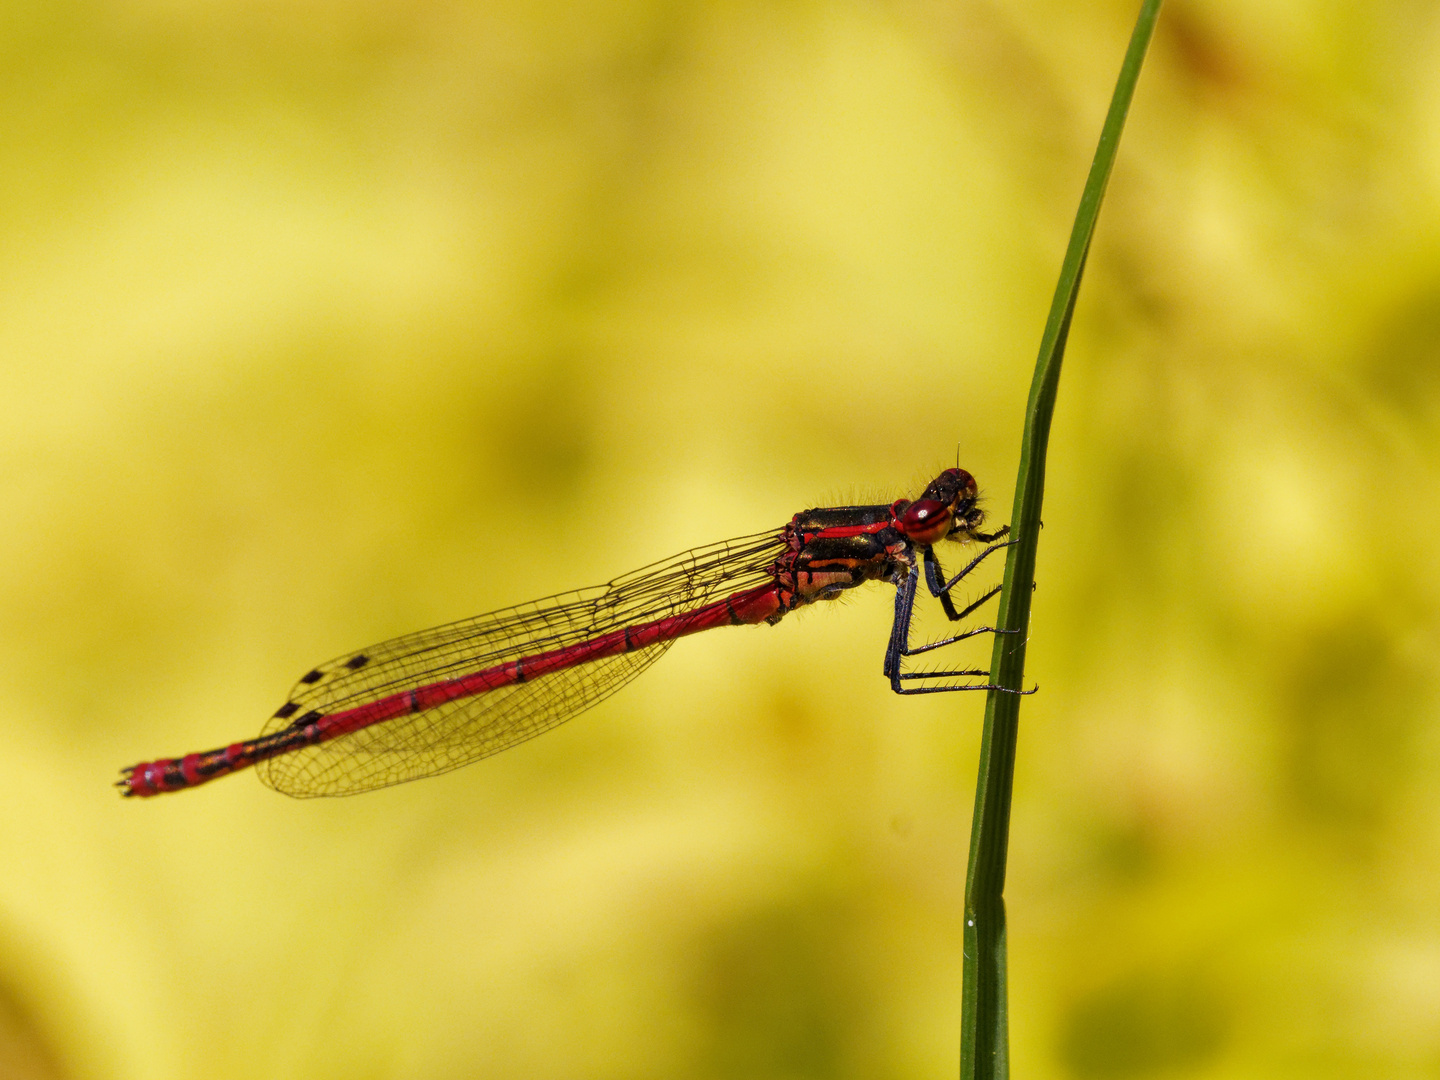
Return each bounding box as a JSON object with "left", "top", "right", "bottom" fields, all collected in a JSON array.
[
  {"left": 901, "top": 498, "right": 944, "bottom": 526},
  {"left": 899, "top": 498, "right": 952, "bottom": 544}
]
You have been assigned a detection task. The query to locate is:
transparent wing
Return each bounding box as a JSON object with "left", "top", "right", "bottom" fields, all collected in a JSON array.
[{"left": 255, "top": 530, "right": 785, "bottom": 797}]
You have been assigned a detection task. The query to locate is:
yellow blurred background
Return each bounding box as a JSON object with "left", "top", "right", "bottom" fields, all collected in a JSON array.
[{"left": 3, "top": 1, "right": 1438, "bottom": 1077}]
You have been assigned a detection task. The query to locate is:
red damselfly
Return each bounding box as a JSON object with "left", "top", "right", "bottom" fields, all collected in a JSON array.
[{"left": 119, "top": 468, "right": 1024, "bottom": 799}]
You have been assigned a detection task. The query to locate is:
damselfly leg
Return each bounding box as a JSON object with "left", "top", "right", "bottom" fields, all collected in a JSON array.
[{"left": 884, "top": 535, "right": 1032, "bottom": 695}]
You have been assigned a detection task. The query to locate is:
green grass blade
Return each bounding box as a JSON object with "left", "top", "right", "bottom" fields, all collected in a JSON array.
[{"left": 958, "top": 3, "right": 1163, "bottom": 1078}]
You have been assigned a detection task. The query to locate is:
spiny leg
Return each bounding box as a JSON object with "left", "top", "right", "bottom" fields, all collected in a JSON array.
[
  {"left": 915, "top": 538, "right": 1017, "bottom": 650},
  {"left": 882, "top": 566, "right": 919, "bottom": 684},
  {"left": 924, "top": 536, "right": 1018, "bottom": 620},
  {"left": 884, "top": 565, "right": 1031, "bottom": 696}
]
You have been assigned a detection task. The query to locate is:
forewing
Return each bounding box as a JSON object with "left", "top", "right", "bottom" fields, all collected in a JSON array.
[{"left": 255, "top": 530, "right": 784, "bottom": 796}]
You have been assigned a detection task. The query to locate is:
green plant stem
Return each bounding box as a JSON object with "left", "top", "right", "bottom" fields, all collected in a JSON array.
[{"left": 958, "top": 4, "right": 1163, "bottom": 1078}]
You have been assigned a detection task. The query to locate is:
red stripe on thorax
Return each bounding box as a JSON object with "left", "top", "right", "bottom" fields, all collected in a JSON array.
[{"left": 795, "top": 521, "right": 892, "bottom": 541}]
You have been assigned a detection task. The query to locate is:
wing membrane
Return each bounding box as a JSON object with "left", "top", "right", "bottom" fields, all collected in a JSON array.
[{"left": 255, "top": 530, "right": 785, "bottom": 797}]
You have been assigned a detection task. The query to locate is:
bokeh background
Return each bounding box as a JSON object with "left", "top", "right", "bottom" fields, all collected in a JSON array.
[{"left": 3, "top": 1, "right": 1439, "bottom": 1077}]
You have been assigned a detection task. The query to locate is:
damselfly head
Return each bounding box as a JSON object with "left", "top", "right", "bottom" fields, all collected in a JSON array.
[{"left": 896, "top": 468, "right": 983, "bottom": 546}]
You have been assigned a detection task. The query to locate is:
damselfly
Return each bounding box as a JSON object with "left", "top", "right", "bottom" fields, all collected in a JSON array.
[{"left": 119, "top": 468, "right": 1024, "bottom": 799}]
